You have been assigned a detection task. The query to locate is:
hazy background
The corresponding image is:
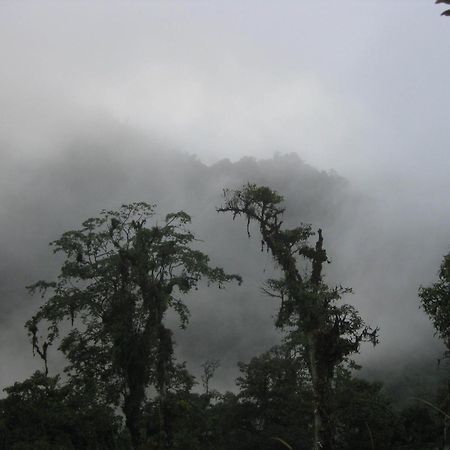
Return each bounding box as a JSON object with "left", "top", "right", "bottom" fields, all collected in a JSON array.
[{"left": 1, "top": 0, "right": 450, "bottom": 392}]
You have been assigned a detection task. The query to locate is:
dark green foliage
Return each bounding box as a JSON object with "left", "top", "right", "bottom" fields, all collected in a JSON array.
[
  {"left": 219, "top": 184, "right": 377, "bottom": 449},
  {"left": 397, "top": 404, "right": 443, "bottom": 449},
  {"left": 419, "top": 253, "right": 450, "bottom": 351},
  {"left": 414, "top": 252, "right": 450, "bottom": 447},
  {"left": 234, "top": 345, "right": 313, "bottom": 450},
  {"left": 143, "top": 392, "right": 214, "bottom": 450},
  {"left": 333, "top": 368, "right": 398, "bottom": 450},
  {"left": 0, "top": 371, "right": 126, "bottom": 450},
  {"left": 4, "top": 195, "right": 449, "bottom": 449},
  {"left": 195, "top": 345, "right": 398, "bottom": 450},
  {"left": 25, "top": 203, "right": 241, "bottom": 449}
]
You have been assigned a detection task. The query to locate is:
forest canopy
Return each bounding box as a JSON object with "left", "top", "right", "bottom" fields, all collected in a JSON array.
[{"left": 0, "top": 186, "right": 448, "bottom": 450}]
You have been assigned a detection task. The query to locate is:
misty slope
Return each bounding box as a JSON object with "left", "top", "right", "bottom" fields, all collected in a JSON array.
[{"left": 0, "top": 118, "right": 444, "bottom": 391}]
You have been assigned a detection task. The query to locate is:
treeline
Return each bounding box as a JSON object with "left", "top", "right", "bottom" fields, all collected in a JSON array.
[{"left": 0, "top": 185, "right": 449, "bottom": 450}]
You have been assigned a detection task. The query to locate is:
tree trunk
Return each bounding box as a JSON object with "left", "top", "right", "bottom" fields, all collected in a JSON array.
[
  {"left": 307, "top": 333, "right": 335, "bottom": 450},
  {"left": 308, "top": 336, "right": 322, "bottom": 450},
  {"left": 307, "top": 229, "right": 335, "bottom": 449},
  {"left": 124, "top": 382, "right": 145, "bottom": 449},
  {"left": 157, "top": 324, "right": 172, "bottom": 449}
]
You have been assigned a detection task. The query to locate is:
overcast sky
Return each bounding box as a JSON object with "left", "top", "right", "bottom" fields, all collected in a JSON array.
[
  {"left": 2, "top": 1, "right": 450, "bottom": 178},
  {"left": 1, "top": 1, "right": 450, "bottom": 388}
]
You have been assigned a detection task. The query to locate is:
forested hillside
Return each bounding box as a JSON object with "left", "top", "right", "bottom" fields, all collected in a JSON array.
[
  {"left": 2, "top": 2, "right": 450, "bottom": 448},
  {"left": 1, "top": 134, "right": 449, "bottom": 449}
]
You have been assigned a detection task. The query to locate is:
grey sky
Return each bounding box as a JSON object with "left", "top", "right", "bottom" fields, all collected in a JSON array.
[
  {"left": 2, "top": 1, "right": 449, "bottom": 176},
  {"left": 1, "top": 1, "right": 450, "bottom": 390}
]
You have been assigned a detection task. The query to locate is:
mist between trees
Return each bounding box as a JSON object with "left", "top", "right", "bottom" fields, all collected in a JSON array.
[{"left": 1, "top": 166, "right": 449, "bottom": 449}]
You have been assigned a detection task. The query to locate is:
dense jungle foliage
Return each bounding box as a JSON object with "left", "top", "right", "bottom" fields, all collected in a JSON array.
[{"left": 0, "top": 185, "right": 449, "bottom": 450}]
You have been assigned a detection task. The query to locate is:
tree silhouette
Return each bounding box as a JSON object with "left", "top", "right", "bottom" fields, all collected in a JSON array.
[
  {"left": 419, "top": 253, "right": 450, "bottom": 354},
  {"left": 26, "top": 202, "right": 240, "bottom": 449},
  {"left": 219, "top": 184, "right": 377, "bottom": 450}
]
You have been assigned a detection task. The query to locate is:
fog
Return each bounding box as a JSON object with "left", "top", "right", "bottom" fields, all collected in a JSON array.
[{"left": 1, "top": 1, "right": 450, "bottom": 392}]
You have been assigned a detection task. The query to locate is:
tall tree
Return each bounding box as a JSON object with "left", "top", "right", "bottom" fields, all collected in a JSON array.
[
  {"left": 418, "top": 251, "right": 450, "bottom": 450},
  {"left": 218, "top": 184, "right": 377, "bottom": 450},
  {"left": 419, "top": 252, "right": 450, "bottom": 353},
  {"left": 27, "top": 202, "right": 241, "bottom": 449}
]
